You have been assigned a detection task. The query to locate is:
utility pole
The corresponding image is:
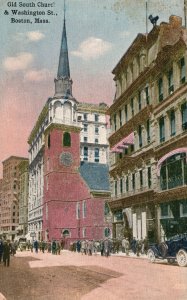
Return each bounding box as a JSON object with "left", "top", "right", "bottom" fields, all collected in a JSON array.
[
  {"left": 146, "top": 1, "right": 148, "bottom": 35},
  {"left": 184, "top": 0, "right": 187, "bottom": 28}
]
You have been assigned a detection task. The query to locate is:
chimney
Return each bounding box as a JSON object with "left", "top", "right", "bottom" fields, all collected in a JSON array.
[{"left": 169, "top": 15, "right": 182, "bottom": 28}]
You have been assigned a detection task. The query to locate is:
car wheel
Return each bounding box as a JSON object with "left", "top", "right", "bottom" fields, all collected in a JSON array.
[
  {"left": 147, "top": 249, "right": 156, "bottom": 263},
  {"left": 167, "top": 258, "right": 175, "bottom": 264},
  {"left": 177, "top": 250, "right": 187, "bottom": 267}
]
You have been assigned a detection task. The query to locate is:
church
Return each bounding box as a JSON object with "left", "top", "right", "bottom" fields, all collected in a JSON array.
[{"left": 27, "top": 13, "right": 111, "bottom": 245}]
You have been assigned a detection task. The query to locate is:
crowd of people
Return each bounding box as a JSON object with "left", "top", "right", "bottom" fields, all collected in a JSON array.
[{"left": 0, "top": 236, "right": 149, "bottom": 267}]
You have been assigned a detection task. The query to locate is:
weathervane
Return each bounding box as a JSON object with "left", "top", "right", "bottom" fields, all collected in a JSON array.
[{"left": 148, "top": 14, "right": 159, "bottom": 27}]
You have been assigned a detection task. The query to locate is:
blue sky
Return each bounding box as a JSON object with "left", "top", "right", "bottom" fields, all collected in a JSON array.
[{"left": 0, "top": 0, "right": 185, "bottom": 176}]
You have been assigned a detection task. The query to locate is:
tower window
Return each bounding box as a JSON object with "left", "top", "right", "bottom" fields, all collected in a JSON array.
[
  {"left": 63, "top": 132, "right": 71, "bottom": 147},
  {"left": 158, "top": 77, "right": 163, "bottom": 102},
  {"left": 180, "top": 57, "right": 186, "bottom": 84},
  {"left": 47, "top": 134, "right": 51, "bottom": 148},
  {"left": 95, "top": 114, "right": 99, "bottom": 122}
]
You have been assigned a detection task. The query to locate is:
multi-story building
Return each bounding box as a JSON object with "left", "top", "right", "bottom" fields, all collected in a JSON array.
[
  {"left": 78, "top": 102, "right": 109, "bottom": 164},
  {"left": 0, "top": 156, "right": 28, "bottom": 240},
  {"left": 0, "top": 179, "right": 3, "bottom": 235},
  {"left": 28, "top": 16, "right": 111, "bottom": 242},
  {"left": 18, "top": 159, "right": 29, "bottom": 236},
  {"left": 108, "top": 16, "right": 187, "bottom": 243}
]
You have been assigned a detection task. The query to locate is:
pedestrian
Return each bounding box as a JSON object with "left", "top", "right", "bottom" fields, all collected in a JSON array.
[
  {"left": 47, "top": 241, "right": 51, "bottom": 253},
  {"left": 131, "top": 237, "right": 137, "bottom": 254},
  {"left": 136, "top": 239, "right": 142, "bottom": 257},
  {"left": 33, "top": 240, "right": 39, "bottom": 253},
  {"left": 41, "top": 240, "right": 46, "bottom": 253},
  {"left": 81, "top": 240, "right": 86, "bottom": 255},
  {"left": 142, "top": 237, "right": 148, "bottom": 255},
  {"left": 56, "top": 241, "right": 61, "bottom": 255},
  {"left": 0, "top": 239, "right": 4, "bottom": 264},
  {"left": 104, "top": 239, "right": 110, "bottom": 257},
  {"left": 76, "top": 240, "right": 81, "bottom": 253},
  {"left": 52, "top": 240, "right": 56, "bottom": 254},
  {"left": 100, "top": 240, "right": 104, "bottom": 256},
  {"left": 87, "top": 240, "right": 93, "bottom": 256},
  {"left": 3, "top": 240, "right": 11, "bottom": 267},
  {"left": 10, "top": 241, "right": 16, "bottom": 256}
]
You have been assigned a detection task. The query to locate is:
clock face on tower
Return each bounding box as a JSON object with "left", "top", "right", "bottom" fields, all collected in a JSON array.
[{"left": 59, "top": 152, "right": 73, "bottom": 166}]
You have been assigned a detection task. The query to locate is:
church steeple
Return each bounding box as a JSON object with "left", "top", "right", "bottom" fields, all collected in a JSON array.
[
  {"left": 54, "top": 1, "right": 73, "bottom": 98},
  {"left": 57, "top": 17, "right": 70, "bottom": 78}
]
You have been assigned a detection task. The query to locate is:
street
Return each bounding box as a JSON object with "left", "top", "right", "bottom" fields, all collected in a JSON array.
[{"left": 0, "top": 251, "right": 187, "bottom": 300}]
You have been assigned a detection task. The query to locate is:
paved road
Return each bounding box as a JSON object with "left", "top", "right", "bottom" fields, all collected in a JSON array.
[{"left": 0, "top": 250, "right": 187, "bottom": 300}]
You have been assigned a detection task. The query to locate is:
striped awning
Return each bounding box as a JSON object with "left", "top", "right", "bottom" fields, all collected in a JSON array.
[
  {"left": 111, "top": 132, "right": 134, "bottom": 153},
  {"left": 157, "top": 148, "right": 187, "bottom": 176}
]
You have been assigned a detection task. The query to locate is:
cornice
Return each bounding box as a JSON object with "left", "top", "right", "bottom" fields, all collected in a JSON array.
[
  {"left": 44, "top": 123, "right": 81, "bottom": 136},
  {"left": 28, "top": 104, "right": 48, "bottom": 145}
]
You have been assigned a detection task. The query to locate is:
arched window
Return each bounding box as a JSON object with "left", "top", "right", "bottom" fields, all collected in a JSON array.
[
  {"left": 62, "top": 229, "right": 70, "bottom": 237},
  {"left": 104, "top": 228, "right": 111, "bottom": 238},
  {"left": 47, "top": 134, "right": 51, "bottom": 148},
  {"left": 104, "top": 203, "right": 110, "bottom": 216},
  {"left": 63, "top": 132, "right": 71, "bottom": 147}
]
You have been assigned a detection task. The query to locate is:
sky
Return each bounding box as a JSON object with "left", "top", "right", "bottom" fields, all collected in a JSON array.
[{"left": 0, "top": 0, "right": 185, "bottom": 177}]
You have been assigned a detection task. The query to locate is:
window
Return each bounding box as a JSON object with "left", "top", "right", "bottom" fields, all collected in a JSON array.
[
  {"left": 132, "top": 173, "right": 135, "bottom": 190},
  {"left": 104, "top": 203, "right": 110, "bottom": 215},
  {"left": 83, "top": 113, "right": 87, "bottom": 121},
  {"left": 114, "top": 211, "right": 123, "bottom": 221},
  {"left": 159, "top": 117, "right": 165, "bottom": 142},
  {"left": 139, "top": 170, "right": 143, "bottom": 188},
  {"left": 63, "top": 132, "right": 71, "bottom": 147},
  {"left": 181, "top": 102, "right": 187, "bottom": 130},
  {"left": 125, "top": 105, "right": 128, "bottom": 122},
  {"left": 180, "top": 57, "right": 185, "bottom": 84},
  {"left": 83, "top": 124, "right": 88, "bottom": 132},
  {"left": 76, "top": 202, "right": 80, "bottom": 219},
  {"left": 47, "top": 134, "right": 51, "bottom": 148},
  {"left": 82, "top": 201, "right": 86, "bottom": 218},
  {"left": 180, "top": 202, "right": 187, "bottom": 217},
  {"left": 83, "top": 147, "right": 88, "bottom": 161},
  {"left": 94, "top": 148, "right": 99, "bottom": 162},
  {"left": 95, "top": 114, "right": 99, "bottom": 122},
  {"left": 138, "top": 125, "right": 142, "bottom": 148},
  {"left": 147, "top": 119, "right": 151, "bottom": 143},
  {"left": 148, "top": 166, "right": 151, "bottom": 188},
  {"left": 160, "top": 204, "right": 170, "bottom": 218},
  {"left": 138, "top": 91, "right": 141, "bottom": 111},
  {"left": 130, "top": 98, "right": 134, "bottom": 116},
  {"left": 84, "top": 137, "right": 87, "bottom": 142},
  {"left": 130, "top": 144, "right": 134, "bottom": 153},
  {"left": 95, "top": 138, "right": 98, "bottom": 144},
  {"left": 160, "top": 153, "right": 187, "bottom": 190},
  {"left": 114, "top": 114, "right": 117, "bottom": 131},
  {"left": 126, "top": 176, "right": 129, "bottom": 192},
  {"left": 170, "top": 110, "right": 176, "bottom": 136},
  {"left": 82, "top": 228, "right": 86, "bottom": 238},
  {"left": 168, "top": 68, "right": 174, "bottom": 94},
  {"left": 145, "top": 86, "right": 149, "bottom": 105},
  {"left": 95, "top": 126, "right": 99, "bottom": 134},
  {"left": 120, "top": 178, "right": 123, "bottom": 194},
  {"left": 104, "top": 228, "right": 111, "bottom": 237},
  {"left": 158, "top": 78, "right": 163, "bottom": 102},
  {"left": 119, "top": 109, "right": 122, "bottom": 126},
  {"left": 114, "top": 181, "right": 117, "bottom": 196}
]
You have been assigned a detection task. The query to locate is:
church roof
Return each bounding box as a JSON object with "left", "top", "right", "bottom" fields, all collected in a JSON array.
[
  {"left": 57, "top": 19, "right": 70, "bottom": 78},
  {"left": 79, "top": 162, "right": 110, "bottom": 192}
]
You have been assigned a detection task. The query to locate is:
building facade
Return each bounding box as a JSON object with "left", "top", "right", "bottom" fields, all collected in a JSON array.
[
  {"left": 0, "top": 156, "right": 28, "bottom": 240},
  {"left": 108, "top": 16, "right": 187, "bottom": 243},
  {"left": 28, "top": 17, "right": 111, "bottom": 242},
  {"left": 18, "top": 159, "right": 29, "bottom": 236},
  {"left": 78, "top": 102, "right": 109, "bottom": 164}
]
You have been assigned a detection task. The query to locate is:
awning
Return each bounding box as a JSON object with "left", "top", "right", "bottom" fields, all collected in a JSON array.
[
  {"left": 111, "top": 132, "right": 134, "bottom": 153},
  {"left": 157, "top": 147, "right": 187, "bottom": 176}
]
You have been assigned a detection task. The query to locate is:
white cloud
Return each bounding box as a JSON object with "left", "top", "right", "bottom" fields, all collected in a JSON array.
[
  {"left": 120, "top": 30, "right": 131, "bottom": 37},
  {"left": 71, "top": 37, "right": 112, "bottom": 60},
  {"left": 3, "top": 52, "right": 33, "bottom": 71},
  {"left": 15, "top": 31, "right": 45, "bottom": 42},
  {"left": 26, "top": 31, "right": 45, "bottom": 41},
  {"left": 24, "top": 69, "right": 51, "bottom": 82}
]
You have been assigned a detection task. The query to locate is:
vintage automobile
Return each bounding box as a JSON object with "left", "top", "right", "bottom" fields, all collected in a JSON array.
[{"left": 147, "top": 233, "right": 187, "bottom": 267}]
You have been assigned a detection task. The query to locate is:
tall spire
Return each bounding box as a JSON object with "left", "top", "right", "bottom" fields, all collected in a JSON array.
[{"left": 57, "top": 0, "right": 70, "bottom": 78}]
